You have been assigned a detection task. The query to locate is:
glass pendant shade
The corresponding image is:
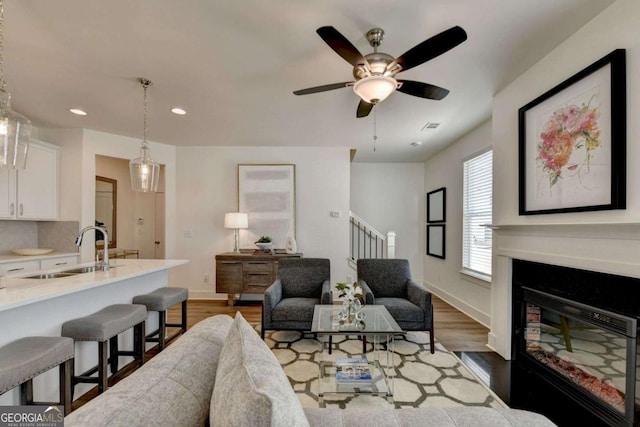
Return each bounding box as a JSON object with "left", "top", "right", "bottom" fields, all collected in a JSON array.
[
  {"left": 353, "top": 75, "right": 397, "bottom": 104},
  {"left": 130, "top": 77, "right": 159, "bottom": 192},
  {"left": 129, "top": 144, "right": 159, "bottom": 192},
  {"left": 0, "top": 87, "right": 31, "bottom": 169}
]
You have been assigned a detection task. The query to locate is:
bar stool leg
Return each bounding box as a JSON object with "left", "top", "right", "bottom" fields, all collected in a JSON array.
[
  {"left": 60, "top": 359, "right": 72, "bottom": 415},
  {"left": 109, "top": 336, "right": 119, "bottom": 375},
  {"left": 19, "top": 379, "right": 34, "bottom": 405},
  {"left": 134, "top": 321, "right": 145, "bottom": 366},
  {"left": 158, "top": 311, "right": 167, "bottom": 351},
  {"left": 98, "top": 341, "right": 108, "bottom": 393},
  {"left": 181, "top": 300, "right": 188, "bottom": 334}
]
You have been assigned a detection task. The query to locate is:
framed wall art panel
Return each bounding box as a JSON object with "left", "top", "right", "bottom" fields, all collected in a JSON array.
[
  {"left": 427, "top": 224, "right": 445, "bottom": 259},
  {"left": 427, "top": 187, "right": 446, "bottom": 223},
  {"left": 518, "top": 49, "right": 626, "bottom": 215},
  {"left": 238, "top": 164, "right": 295, "bottom": 249}
]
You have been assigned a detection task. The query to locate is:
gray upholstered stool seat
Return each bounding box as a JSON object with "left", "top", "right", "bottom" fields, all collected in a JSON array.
[
  {"left": 133, "top": 287, "right": 188, "bottom": 352},
  {"left": 62, "top": 304, "right": 147, "bottom": 396},
  {"left": 0, "top": 336, "right": 74, "bottom": 415}
]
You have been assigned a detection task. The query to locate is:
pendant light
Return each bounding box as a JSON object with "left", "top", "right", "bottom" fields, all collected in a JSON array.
[
  {"left": 0, "top": 0, "right": 31, "bottom": 169},
  {"left": 129, "top": 77, "right": 160, "bottom": 192}
]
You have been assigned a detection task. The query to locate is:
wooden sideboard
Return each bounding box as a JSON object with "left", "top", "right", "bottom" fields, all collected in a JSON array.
[{"left": 215, "top": 252, "right": 302, "bottom": 305}]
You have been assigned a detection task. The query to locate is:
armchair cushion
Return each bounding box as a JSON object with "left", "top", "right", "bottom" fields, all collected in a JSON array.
[
  {"left": 376, "top": 297, "right": 424, "bottom": 324},
  {"left": 279, "top": 258, "right": 331, "bottom": 299},
  {"left": 271, "top": 298, "right": 318, "bottom": 322},
  {"left": 357, "top": 259, "right": 412, "bottom": 298}
]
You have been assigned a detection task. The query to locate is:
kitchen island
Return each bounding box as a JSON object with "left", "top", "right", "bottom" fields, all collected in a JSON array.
[{"left": 0, "top": 258, "right": 188, "bottom": 406}]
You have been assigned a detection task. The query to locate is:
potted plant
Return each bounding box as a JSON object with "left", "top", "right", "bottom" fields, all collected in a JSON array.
[{"left": 254, "top": 236, "right": 272, "bottom": 250}]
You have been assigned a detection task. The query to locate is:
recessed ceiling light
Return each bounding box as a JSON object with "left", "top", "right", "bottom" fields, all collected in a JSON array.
[
  {"left": 170, "top": 107, "right": 187, "bottom": 115},
  {"left": 69, "top": 108, "right": 87, "bottom": 116},
  {"left": 410, "top": 141, "right": 422, "bottom": 147}
]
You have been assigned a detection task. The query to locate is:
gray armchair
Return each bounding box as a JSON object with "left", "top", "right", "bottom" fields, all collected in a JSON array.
[
  {"left": 357, "top": 258, "right": 434, "bottom": 353},
  {"left": 261, "top": 258, "right": 332, "bottom": 339}
]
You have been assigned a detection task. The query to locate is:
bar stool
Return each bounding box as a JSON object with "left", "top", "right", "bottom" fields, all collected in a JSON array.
[
  {"left": 0, "top": 337, "right": 74, "bottom": 415},
  {"left": 61, "top": 304, "right": 147, "bottom": 395},
  {"left": 133, "top": 287, "right": 188, "bottom": 352}
]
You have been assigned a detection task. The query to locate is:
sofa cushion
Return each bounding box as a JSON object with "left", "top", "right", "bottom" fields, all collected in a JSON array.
[
  {"left": 211, "top": 312, "right": 309, "bottom": 427},
  {"left": 65, "top": 314, "right": 234, "bottom": 427},
  {"left": 303, "top": 407, "right": 556, "bottom": 427}
]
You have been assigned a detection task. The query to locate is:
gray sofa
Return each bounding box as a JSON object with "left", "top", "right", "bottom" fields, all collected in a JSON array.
[{"left": 65, "top": 313, "right": 556, "bottom": 427}]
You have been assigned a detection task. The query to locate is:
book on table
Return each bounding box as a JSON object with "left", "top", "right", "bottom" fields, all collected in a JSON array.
[{"left": 335, "top": 357, "right": 372, "bottom": 385}]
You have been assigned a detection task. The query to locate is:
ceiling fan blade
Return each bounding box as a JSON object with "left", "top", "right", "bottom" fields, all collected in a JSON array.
[
  {"left": 397, "top": 80, "right": 449, "bottom": 100},
  {"left": 394, "top": 26, "right": 467, "bottom": 73},
  {"left": 317, "top": 26, "right": 368, "bottom": 67},
  {"left": 293, "top": 82, "right": 353, "bottom": 95},
  {"left": 356, "top": 100, "right": 374, "bottom": 118}
]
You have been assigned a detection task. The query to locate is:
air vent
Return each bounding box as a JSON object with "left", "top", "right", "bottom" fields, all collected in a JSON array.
[{"left": 421, "top": 122, "right": 440, "bottom": 131}]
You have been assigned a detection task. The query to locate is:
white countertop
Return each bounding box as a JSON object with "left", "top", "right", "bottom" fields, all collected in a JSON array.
[
  {"left": 0, "top": 258, "right": 188, "bottom": 312},
  {"left": 0, "top": 252, "right": 79, "bottom": 263}
]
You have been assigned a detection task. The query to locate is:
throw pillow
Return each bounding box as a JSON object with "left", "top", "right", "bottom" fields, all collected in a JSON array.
[{"left": 210, "top": 312, "right": 310, "bottom": 427}]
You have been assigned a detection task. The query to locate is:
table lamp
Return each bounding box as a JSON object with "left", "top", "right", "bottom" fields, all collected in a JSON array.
[{"left": 224, "top": 212, "right": 248, "bottom": 253}]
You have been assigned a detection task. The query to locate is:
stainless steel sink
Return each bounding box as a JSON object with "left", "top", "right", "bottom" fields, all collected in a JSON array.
[
  {"left": 60, "top": 266, "right": 101, "bottom": 274},
  {"left": 24, "top": 272, "right": 78, "bottom": 279},
  {"left": 23, "top": 264, "right": 116, "bottom": 279}
]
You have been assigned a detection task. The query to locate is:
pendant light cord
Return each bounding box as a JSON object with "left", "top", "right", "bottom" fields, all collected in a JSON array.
[
  {"left": 138, "top": 78, "right": 152, "bottom": 150},
  {"left": 373, "top": 107, "right": 377, "bottom": 152}
]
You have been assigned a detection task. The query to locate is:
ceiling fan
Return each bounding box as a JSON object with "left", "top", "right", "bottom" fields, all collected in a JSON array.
[{"left": 293, "top": 25, "right": 467, "bottom": 118}]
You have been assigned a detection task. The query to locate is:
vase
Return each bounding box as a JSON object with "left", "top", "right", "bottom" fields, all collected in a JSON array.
[{"left": 285, "top": 235, "right": 297, "bottom": 254}]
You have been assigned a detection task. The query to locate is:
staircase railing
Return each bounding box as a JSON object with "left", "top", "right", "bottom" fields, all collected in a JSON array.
[{"left": 349, "top": 211, "right": 395, "bottom": 261}]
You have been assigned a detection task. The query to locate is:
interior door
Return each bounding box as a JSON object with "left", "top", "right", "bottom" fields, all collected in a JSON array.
[{"left": 154, "top": 192, "right": 165, "bottom": 259}]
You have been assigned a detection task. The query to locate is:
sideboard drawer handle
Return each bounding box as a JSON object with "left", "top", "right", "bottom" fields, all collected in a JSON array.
[
  {"left": 8, "top": 267, "right": 24, "bottom": 272},
  {"left": 221, "top": 261, "right": 240, "bottom": 264}
]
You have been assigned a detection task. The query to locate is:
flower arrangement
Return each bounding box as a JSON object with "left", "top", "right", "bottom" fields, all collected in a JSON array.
[
  {"left": 537, "top": 98, "right": 601, "bottom": 186},
  {"left": 335, "top": 282, "right": 363, "bottom": 302}
]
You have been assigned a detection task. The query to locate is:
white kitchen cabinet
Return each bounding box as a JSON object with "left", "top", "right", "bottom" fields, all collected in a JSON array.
[
  {"left": 0, "top": 260, "right": 40, "bottom": 275},
  {"left": 0, "top": 140, "right": 59, "bottom": 220},
  {"left": 39, "top": 255, "right": 79, "bottom": 270}
]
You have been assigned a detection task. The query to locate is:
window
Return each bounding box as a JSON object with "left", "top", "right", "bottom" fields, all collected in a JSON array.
[{"left": 463, "top": 150, "right": 492, "bottom": 278}]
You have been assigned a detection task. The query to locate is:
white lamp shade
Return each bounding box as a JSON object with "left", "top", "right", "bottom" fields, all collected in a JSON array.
[
  {"left": 224, "top": 212, "right": 248, "bottom": 229},
  {"left": 353, "top": 75, "right": 398, "bottom": 104}
]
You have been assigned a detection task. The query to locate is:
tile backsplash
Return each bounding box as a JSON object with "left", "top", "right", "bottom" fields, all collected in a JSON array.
[{"left": 0, "top": 221, "right": 79, "bottom": 255}]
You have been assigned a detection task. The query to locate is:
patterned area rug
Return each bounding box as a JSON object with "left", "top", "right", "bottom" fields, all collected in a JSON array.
[{"left": 259, "top": 327, "right": 506, "bottom": 410}]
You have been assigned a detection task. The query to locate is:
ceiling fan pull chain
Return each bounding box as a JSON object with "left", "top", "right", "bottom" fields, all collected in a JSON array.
[{"left": 373, "top": 107, "right": 377, "bottom": 152}]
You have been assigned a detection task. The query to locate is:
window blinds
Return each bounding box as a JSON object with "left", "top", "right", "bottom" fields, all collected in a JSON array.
[{"left": 463, "top": 150, "right": 493, "bottom": 277}]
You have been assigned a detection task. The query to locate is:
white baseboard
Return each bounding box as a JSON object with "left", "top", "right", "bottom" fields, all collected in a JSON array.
[
  {"left": 422, "top": 280, "right": 491, "bottom": 328},
  {"left": 188, "top": 290, "right": 223, "bottom": 300}
]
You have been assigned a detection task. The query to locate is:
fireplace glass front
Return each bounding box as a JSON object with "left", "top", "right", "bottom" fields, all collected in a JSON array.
[{"left": 520, "top": 287, "right": 638, "bottom": 425}]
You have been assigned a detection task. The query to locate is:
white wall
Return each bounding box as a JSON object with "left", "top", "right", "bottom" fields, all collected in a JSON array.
[
  {"left": 350, "top": 163, "right": 424, "bottom": 282},
  {"left": 422, "top": 120, "right": 492, "bottom": 326},
  {"left": 490, "top": 0, "right": 640, "bottom": 358},
  {"left": 40, "top": 128, "right": 177, "bottom": 264},
  {"left": 174, "top": 146, "right": 351, "bottom": 299}
]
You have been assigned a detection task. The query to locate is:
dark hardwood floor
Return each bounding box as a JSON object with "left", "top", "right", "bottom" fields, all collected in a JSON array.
[
  {"left": 166, "top": 295, "right": 491, "bottom": 352},
  {"left": 72, "top": 296, "right": 504, "bottom": 411}
]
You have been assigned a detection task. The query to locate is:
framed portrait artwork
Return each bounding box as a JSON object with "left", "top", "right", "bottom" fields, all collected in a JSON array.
[
  {"left": 427, "top": 224, "right": 445, "bottom": 259},
  {"left": 237, "top": 164, "right": 296, "bottom": 249},
  {"left": 427, "top": 187, "right": 446, "bottom": 223},
  {"left": 518, "top": 49, "right": 626, "bottom": 215}
]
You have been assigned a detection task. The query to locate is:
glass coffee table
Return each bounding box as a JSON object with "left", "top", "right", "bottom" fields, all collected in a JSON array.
[{"left": 311, "top": 304, "right": 405, "bottom": 406}]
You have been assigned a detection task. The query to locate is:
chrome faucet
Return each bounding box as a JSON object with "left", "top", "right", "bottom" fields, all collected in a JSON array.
[{"left": 76, "top": 225, "right": 110, "bottom": 271}]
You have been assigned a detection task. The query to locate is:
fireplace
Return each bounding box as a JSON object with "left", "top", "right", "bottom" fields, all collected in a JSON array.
[{"left": 511, "top": 260, "right": 640, "bottom": 426}]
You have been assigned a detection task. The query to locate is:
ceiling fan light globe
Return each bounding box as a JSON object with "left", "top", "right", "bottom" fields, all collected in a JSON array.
[{"left": 353, "top": 75, "right": 397, "bottom": 104}]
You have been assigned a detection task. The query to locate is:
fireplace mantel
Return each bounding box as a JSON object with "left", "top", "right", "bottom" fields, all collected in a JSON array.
[{"left": 489, "top": 221, "right": 640, "bottom": 359}]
